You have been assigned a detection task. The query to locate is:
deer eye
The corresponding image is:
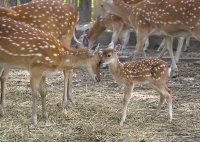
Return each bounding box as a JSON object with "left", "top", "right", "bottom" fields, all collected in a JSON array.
[{"left": 107, "top": 54, "right": 111, "bottom": 57}]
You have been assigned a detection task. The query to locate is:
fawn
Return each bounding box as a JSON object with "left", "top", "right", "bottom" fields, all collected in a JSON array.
[{"left": 102, "top": 43, "right": 172, "bottom": 126}]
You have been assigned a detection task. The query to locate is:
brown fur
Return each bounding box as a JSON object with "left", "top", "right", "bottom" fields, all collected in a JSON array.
[{"left": 102, "top": 47, "right": 173, "bottom": 126}]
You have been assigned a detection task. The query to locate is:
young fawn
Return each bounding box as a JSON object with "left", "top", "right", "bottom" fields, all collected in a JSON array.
[
  {"left": 0, "top": 17, "right": 102, "bottom": 125},
  {"left": 102, "top": 43, "right": 172, "bottom": 126}
]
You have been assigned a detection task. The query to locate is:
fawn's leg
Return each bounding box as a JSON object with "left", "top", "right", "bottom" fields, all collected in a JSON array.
[
  {"left": 150, "top": 84, "right": 166, "bottom": 114},
  {"left": 120, "top": 85, "right": 133, "bottom": 126},
  {"left": 164, "top": 85, "right": 173, "bottom": 122},
  {"left": 158, "top": 84, "right": 173, "bottom": 122},
  {"left": 30, "top": 69, "right": 43, "bottom": 125},
  {"left": 152, "top": 81, "right": 173, "bottom": 121},
  {"left": 39, "top": 76, "right": 49, "bottom": 124}
]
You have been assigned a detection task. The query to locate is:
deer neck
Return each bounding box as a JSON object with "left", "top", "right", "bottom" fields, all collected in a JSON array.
[
  {"left": 108, "top": 0, "right": 136, "bottom": 25},
  {"left": 60, "top": 48, "right": 90, "bottom": 69},
  {"left": 108, "top": 56, "right": 123, "bottom": 76},
  {"left": 88, "top": 22, "right": 106, "bottom": 41}
]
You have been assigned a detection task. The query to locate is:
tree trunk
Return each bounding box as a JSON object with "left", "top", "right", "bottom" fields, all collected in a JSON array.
[{"left": 79, "top": 0, "right": 91, "bottom": 24}]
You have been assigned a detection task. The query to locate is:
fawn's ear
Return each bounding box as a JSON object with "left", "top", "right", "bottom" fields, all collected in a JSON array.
[{"left": 115, "top": 44, "right": 122, "bottom": 52}]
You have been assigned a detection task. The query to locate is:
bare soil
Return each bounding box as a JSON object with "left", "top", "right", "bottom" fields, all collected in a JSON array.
[{"left": 0, "top": 46, "right": 200, "bottom": 142}]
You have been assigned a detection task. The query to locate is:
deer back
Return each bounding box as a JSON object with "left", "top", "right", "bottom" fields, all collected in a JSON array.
[
  {"left": 109, "top": 0, "right": 200, "bottom": 32},
  {"left": 14, "top": 0, "right": 77, "bottom": 38},
  {"left": 0, "top": 18, "right": 62, "bottom": 69},
  {"left": 0, "top": 0, "right": 77, "bottom": 47}
]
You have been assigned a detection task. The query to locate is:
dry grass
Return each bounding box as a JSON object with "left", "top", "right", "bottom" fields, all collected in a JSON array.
[{"left": 0, "top": 47, "right": 200, "bottom": 142}]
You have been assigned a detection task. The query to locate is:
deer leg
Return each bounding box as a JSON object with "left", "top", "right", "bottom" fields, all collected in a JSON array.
[
  {"left": 67, "top": 69, "right": 73, "bottom": 101},
  {"left": 165, "top": 36, "right": 178, "bottom": 77},
  {"left": 39, "top": 76, "right": 49, "bottom": 125},
  {"left": 62, "top": 69, "right": 73, "bottom": 108},
  {"left": 157, "top": 38, "right": 166, "bottom": 52},
  {"left": 0, "top": 67, "right": 4, "bottom": 117},
  {"left": 30, "top": 70, "right": 43, "bottom": 125},
  {"left": 149, "top": 84, "right": 166, "bottom": 114},
  {"left": 143, "top": 38, "right": 149, "bottom": 52},
  {"left": 0, "top": 68, "right": 9, "bottom": 117},
  {"left": 151, "top": 82, "right": 172, "bottom": 121},
  {"left": 120, "top": 28, "right": 130, "bottom": 50},
  {"left": 111, "top": 24, "right": 123, "bottom": 45},
  {"left": 160, "top": 86, "right": 173, "bottom": 122},
  {"left": 183, "top": 37, "right": 190, "bottom": 52},
  {"left": 175, "top": 37, "right": 185, "bottom": 63},
  {"left": 157, "top": 41, "right": 168, "bottom": 58},
  {"left": 120, "top": 85, "right": 133, "bottom": 126},
  {"left": 1, "top": 68, "right": 9, "bottom": 107},
  {"left": 134, "top": 28, "right": 149, "bottom": 58}
]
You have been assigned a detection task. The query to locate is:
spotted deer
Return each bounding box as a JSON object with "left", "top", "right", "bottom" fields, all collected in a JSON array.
[
  {"left": 101, "top": 0, "right": 198, "bottom": 77},
  {"left": 102, "top": 43, "right": 172, "bottom": 126},
  {"left": 79, "top": 0, "right": 144, "bottom": 49},
  {"left": 0, "top": 17, "right": 101, "bottom": 124},
  {"left": 0, "top": 0, "right": 84, "bottom": 115},
  {"left": 90, "top": 0, "right": 189, "bottom": 72},
  {"left": 79, "top": 14, "right": 131, "bottom": 50}
]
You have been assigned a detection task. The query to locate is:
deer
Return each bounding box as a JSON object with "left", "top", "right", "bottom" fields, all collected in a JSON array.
[
  {"left": 0, "top": 0, "right": 85, "bottom": 116},
  {"left": 101, "top": 0, "right": 197, "bottom": 77},
  {"left": 0, "top": 17, "right": 102, "bottom": 125},
  {"left": 79, "top": 14, "right": 131, "bottom": 51},
  {"left": 102, "top": 42, "right": 172, "bottom": 126},
  {"left": 78, "top": 0, "right": 190, "bottom": 72}
]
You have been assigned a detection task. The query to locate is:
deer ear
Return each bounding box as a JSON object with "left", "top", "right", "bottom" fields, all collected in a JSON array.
[
  {"left": 108, "top": 42, "right": 115, "bottom": 49},
  {"left": 115, "top": 44, "right": 122, "bottom": 52},
  {"left": 88, "top": 43, "right": 100, "bottom": 56}
]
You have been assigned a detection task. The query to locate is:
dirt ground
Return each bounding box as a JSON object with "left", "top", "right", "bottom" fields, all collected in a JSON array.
[{"left": 0, "top": 45, "right": 200, "bottom": 142}]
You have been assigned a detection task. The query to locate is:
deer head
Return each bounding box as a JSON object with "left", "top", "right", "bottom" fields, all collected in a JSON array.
[
  {"left": 102, "top": 43, "right": 121, "bottom": 65},
  {"left": 84, "top": 44, "right": 102, "bottom": 82}
]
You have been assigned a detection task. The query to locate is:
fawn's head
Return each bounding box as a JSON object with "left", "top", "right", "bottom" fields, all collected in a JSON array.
[
  {"left": 86, "top": 44, "right": 102, "bottom": 82},
  {"left": 76, "top": 44, "right": 102, "bottom": 82},
  {"left": 102, "top": 42, "right": 121, "bottom": 65}
]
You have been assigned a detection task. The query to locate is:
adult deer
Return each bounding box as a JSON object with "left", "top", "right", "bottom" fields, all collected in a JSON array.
[
  {"left": 79, "top": 14, "right": 131, "bottom": 50},
  {"left": 80, "top": 0, "right": 190, "bottom": 72},
  {"left": 0, "top": 17, "right": 101, "bottom": 125},
  {"left": 102, "top": 43, "right": 172, "bottom": 126},
  {"left": 0, "top": 0, "right": 84, "bottom": 116},
  {"left": 101, "top": 0, "right": 196, "bottom": 76}
]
